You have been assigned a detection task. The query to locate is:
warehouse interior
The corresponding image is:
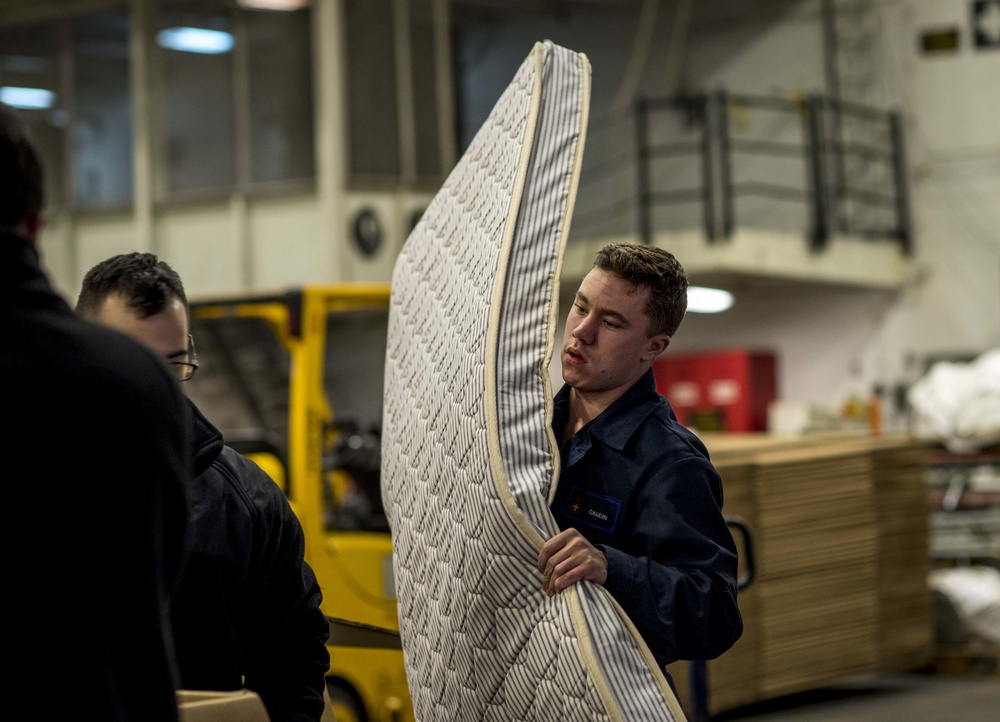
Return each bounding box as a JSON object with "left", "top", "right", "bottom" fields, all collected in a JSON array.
[{"left": 2, "top": 1, "right": 997, "bottom": 721}]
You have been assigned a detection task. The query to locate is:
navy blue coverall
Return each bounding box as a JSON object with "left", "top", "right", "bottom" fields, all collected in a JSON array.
[{"left": 550, "top": 369, "right": 743, "bottom": 669}]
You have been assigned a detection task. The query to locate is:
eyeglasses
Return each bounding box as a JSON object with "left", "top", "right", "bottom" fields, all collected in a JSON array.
[{"left": 170, "top": 334, "right": 199, "bottom": 382}]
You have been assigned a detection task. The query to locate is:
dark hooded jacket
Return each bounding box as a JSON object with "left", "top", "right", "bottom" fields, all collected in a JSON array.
[
  {"left": 170, "top": 399, "right": 330, "bottom": 722},
  {"left": 3, "top": 230, "right": 189, "bottom": 721}
]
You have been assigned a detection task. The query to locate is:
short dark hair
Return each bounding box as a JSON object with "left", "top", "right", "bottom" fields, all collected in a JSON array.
[
  {"left": 593, "top": 242, "right": 688, "bottom": 337},
  {"left": 76, "top": 252, "right": 188, "bottom": 320},
  {"left": 0, "top": 103, "right": 44, "bottom": 228}
]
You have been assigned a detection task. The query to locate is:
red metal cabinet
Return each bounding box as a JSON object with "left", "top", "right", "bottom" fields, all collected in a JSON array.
[{"left": 652, "top": 349, "right": 777, "bottom": 432}]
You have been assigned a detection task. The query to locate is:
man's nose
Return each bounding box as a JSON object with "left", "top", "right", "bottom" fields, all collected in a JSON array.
[{"left": 572, "top": 314, "right": 596, "bottom": 343}]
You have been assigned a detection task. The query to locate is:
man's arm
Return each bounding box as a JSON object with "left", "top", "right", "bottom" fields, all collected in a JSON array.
[
  {"left": 539, "top": 456, "right": 742, "bottom": 662},
  {"left": 236, "top": 455, "right": 331, "bottom": 722}
]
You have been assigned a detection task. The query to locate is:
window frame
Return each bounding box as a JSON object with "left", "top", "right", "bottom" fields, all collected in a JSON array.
[
  {"left": 150, "top": 0, "right": 318, "bottom": 203},
  {"left": 342, "top": 0, "right": 456, "bottom": 191}
]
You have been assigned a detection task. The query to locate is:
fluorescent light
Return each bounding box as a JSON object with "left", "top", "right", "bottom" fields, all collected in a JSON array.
[
  {"left": 0, "top": 86, "right": 55, "bottom": 110},
  {"left": 157, "top": 27, "right": 234, "bottom": 55},
  {"left": 237, "top": 0, "right": 310, "bottom": 9},
  {"left": 687, "top": 286, "right": 734, "bottom": 313}
]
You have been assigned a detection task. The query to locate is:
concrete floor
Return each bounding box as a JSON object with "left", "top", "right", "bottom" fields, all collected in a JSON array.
[{"left": 712, "top": 673, "right": 999, "bottom": 722}]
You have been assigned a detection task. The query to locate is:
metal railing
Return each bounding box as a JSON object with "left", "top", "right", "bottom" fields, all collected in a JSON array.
[{"left": 632, "top": 89, "right": 911, "bottom": 254}]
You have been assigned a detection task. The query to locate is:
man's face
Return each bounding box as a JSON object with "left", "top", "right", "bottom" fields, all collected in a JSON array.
[
  {"left": 561, "top": 267, "right": 669, "bottom": 401},
  {"left": 94, "top": 293, "right": 192, "bottom": 381}
]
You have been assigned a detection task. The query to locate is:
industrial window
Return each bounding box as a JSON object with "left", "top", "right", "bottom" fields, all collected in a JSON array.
[
  {"left": 157, "top": 0, "right": 315, "bottom": 196},
  {"left": 72, "top": 12, "right": 134, "bottom": 207},
  {"left": 0, "top": 21, "right": 65, "bottom": 209},
  {"left": 0, "top": 10, "right": 132, "bottom": 210},
  {"left": 410, "top": 0, "right": 443, "bottom": 179},
  {"left": 246, "top": 9, "right": 314, "bottom": 185},
  {"left": 158, "top": 2, "right": 236, "bottom": 194},
  {"left": 344, "top": 0, "right": 448, "bottom": 185},
  {"left": 345, "top": 0, "right": 401, "bottom": 178}
]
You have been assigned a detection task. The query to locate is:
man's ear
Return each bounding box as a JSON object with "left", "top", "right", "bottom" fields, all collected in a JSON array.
[{"left": 642, "top": 334, "right": 670, "bottom": 362}]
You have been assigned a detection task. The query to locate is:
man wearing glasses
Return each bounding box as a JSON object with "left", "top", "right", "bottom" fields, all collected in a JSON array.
[{"left": 76, "top": 253, "right": 330, "bottom": 722}]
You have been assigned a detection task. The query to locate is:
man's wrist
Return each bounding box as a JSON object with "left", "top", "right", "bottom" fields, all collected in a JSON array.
[{"left": 596, "top": 544, "right": 632, "bottom": 593}]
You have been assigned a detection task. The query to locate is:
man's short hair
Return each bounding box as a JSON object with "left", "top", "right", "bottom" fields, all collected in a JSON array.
[
  {"left": 0, "top": 103, "right": 44, "bottom": 228},
  {"left": 593, "top": 242, "right": 688, "bottom": 338},
  {"left": 77, "top": 252, "right": 188, "bottom": 320}
]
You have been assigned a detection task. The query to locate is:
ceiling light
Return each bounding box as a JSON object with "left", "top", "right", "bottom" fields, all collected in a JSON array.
[
  {"left": 0, "top": 86, "right": 55, "bottom": 110},
  {"left": 687, "top": 286, "right": 733, "bottom": 313},
  {"left": 157, "top": 27, "right": 234, "bottom": 55},
  {"left": 237, "top": 0, "right": 310, "bottom": 9}
]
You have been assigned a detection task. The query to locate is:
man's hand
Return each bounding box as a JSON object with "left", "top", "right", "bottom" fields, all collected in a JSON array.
[{"left": 537, "top": 528, "right": 608, "bottom": 596}]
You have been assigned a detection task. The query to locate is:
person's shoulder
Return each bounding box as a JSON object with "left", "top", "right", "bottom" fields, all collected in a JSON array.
[
  {"left": 210, "top": 446, "right": 308, "bottom": 549},
  {"left": 215, "top": 446, "right": 295, "bottom": 515},
  {"left": 9, "top": 311, "right": 189, "bottom": 490},
  {"left": 641, "top": 401, "right": 712, "bottom": 462}
]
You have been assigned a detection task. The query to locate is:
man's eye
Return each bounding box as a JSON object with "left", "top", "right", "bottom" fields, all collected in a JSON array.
[
  {"left": 604, "top": 319, "right": 621, "bottom": 329},
  {"left": 574, "top": 303, "right": 586, "bottom": 314}
]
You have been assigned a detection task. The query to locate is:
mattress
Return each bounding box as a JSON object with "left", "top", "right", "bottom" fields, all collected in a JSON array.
[{"left": 381, "top": 40, "right": 687, "bottom": 722}]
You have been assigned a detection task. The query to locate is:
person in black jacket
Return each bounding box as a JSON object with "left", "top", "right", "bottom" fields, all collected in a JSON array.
[
  {"left": 76, "top": 253, "right": 331, "bottom": 722},
  {"left": 2, "top": 104, "right": 190, "bottom": 720},
  {"left": 537, "top": 242, "right": 743, "bottom": 673}
]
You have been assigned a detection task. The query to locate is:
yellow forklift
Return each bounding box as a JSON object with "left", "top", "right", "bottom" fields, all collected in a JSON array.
[{"left": 186, "top": 285, "right": 412, "bottom": 722}]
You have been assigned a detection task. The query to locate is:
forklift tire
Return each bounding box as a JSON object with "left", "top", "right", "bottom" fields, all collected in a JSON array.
[{"left": 326, "top": 680, "right": 367, "bottom": 722}]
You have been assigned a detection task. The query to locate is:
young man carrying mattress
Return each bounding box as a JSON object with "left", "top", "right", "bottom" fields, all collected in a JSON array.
[{"left": 538, "top": 241, "right": 743, "bottom": 673}]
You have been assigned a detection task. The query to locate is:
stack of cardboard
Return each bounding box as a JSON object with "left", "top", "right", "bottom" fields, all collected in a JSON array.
[
  {"left": 708, "top": 456, "right": 761, "bottom": 710},
  {"left": 870, "top": 438, "right": 934, "bottom": 671},
  {"left": 666, "top": 433, "right": 932, "bottom": 718},
  {"left": 752, "top": 443, "right": 880, "bottom": 696}
]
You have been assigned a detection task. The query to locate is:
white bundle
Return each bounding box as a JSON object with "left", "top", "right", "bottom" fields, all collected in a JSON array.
[
  {"left": 928, "top": 566, "right": 1000, "bottom": 645},
  {"left": 909, "top": 348, "right": 1000, "bottom": 453}
]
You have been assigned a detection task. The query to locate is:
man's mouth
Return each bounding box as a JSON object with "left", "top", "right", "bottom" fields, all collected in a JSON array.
[{"left": 564, "top": 347, "right": 585, "bottom": 366}]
